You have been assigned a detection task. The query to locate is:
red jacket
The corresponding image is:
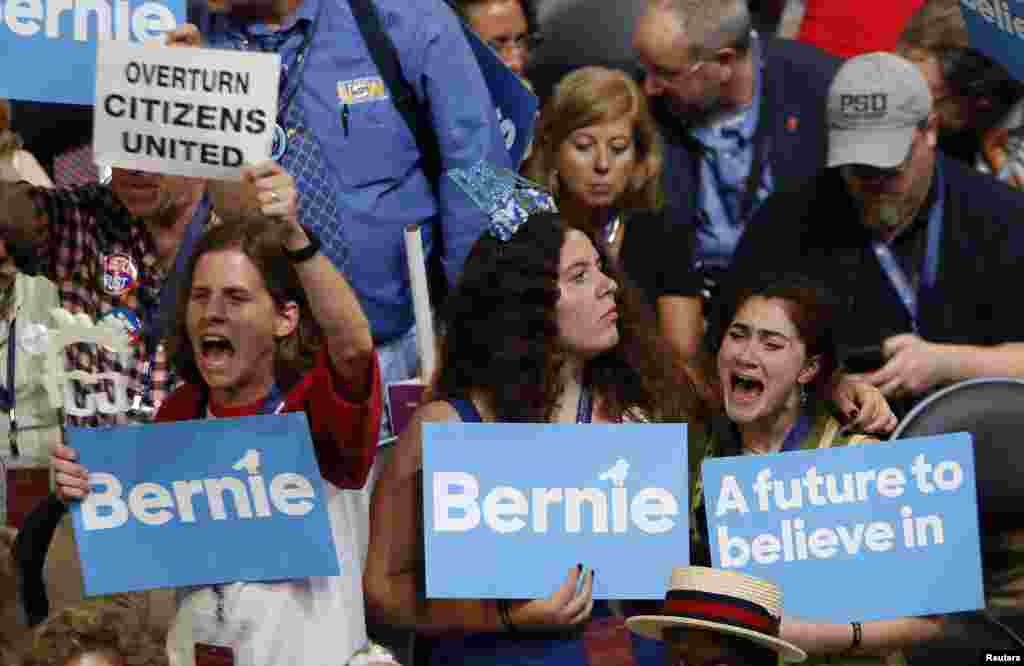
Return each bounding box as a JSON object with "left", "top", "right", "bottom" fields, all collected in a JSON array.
[
  {"left": 798, "top": 0, "right": 925, "bottom": 59},
  {"left": 155, "top": 349, "right": 382, "bottom": 489}
]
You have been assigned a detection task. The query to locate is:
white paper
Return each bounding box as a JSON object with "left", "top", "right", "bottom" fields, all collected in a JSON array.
[{"left": 93, "top": 41, "right": 280, "bottom": 180}]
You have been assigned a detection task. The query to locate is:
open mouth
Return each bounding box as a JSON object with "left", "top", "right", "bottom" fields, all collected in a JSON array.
[
  {"left": 730, "top": 373, "right": 764, "bottom": 403},
  {"left": 199, "top": 335, "right": 235, "bottom": 369}
]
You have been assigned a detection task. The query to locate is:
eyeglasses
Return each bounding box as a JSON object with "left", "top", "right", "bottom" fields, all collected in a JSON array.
[{"left": 486, "top": 32, "right": 543, "bottom": 56}]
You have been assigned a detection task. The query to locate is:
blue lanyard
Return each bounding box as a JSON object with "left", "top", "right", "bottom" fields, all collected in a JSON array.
[
  {"left": 576, "top": 385, "right": 593, "bottom": 424},
  {"left": 871, "top": 164, "right": 945, "bottom": 333},
  {"left": 695, "top": 35, "right": 764, "bottom": 230}
]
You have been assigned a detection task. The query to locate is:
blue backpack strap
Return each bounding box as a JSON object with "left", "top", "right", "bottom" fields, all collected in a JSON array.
[{"left": 446, "top": 398, "right": 483, "bottom": 423}]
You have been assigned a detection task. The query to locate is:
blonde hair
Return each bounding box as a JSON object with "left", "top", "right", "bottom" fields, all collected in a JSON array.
[
  {"left": 0, "top": 101, "right": 23, "bottom": 160},
  {"left": 523, "top": 66, "right": 663, "bottom": 213}
]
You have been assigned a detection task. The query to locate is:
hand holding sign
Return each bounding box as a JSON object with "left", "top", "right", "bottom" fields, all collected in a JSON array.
[
  {"left": 52, "top": 444, "right": 89, "bottom": 502},
  {"left": 702, "top": 433, "right": 983, "bottom": 623},
  {"left": 247, "top": 162, "right": 300, "bottom": 229},
  {"left": 509, "top": 564, "right": 596, "bottom": 631},
  {"left": 165, "top": 23, "right": 202, "bottom": 48},
  {"left": 67, "top": 413, "right": 340, "bottom": 595}
]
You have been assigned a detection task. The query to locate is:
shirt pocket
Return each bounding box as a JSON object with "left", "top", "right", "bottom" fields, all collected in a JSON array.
[{"left": 332, "top": 100, "right": 419, "bottom": 189}]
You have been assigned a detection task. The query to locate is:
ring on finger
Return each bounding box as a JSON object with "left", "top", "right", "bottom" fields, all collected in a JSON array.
[{"left": 269, "top": 191, "right": 280, "bottom": 203}]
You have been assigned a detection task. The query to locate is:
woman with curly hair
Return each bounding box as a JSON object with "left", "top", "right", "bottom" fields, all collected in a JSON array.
[
  {"left": 364, "top": 188, "right": 699, "bottom": 664},
  {"left": 21, "top": 600, "right": 169, "bottom": 666}
]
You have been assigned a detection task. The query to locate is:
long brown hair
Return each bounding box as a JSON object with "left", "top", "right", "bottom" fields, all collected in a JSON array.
[
  {"left": 167, "top": 219, "right": 322, "bottom": 390},
  {"left": 433, "top": 211, "right": 700, "bottom": 423}
]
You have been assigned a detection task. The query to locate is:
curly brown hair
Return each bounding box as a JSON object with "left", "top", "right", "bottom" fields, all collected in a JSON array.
[
  {"left": 433, "top": 211, "right": 701, "bottom": 423},
  {"left": 167, "top": 219, "right": 323, "bottom": 390},
  {"left": 21, "top": 600, "right": 168, "bottom": 666}
]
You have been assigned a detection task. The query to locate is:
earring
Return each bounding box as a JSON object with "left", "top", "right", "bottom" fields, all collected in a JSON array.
[
  {"left": 548, "top": 169, "right": 560, "bottom": 197},
  {"left": 799, "top": 384, "right": 808, "bottom": 406}
]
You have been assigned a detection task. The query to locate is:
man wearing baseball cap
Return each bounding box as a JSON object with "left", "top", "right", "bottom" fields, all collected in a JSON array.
[{"left": 721, "top": 51, "right": 1024, "bottom": 407}]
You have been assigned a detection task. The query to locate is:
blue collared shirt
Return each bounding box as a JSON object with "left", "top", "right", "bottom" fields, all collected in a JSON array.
[
  {"left": 199, "top": 0, "right": 511, "bottom": 344},
  {"left": 690, "top": 36, "right": 774, "bottom": 272}
]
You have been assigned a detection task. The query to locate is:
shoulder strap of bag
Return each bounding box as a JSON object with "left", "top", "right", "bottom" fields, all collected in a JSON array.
[
  {"left": 346, "top": 0, "right": 451, "bottom": 307},
  {"left": 345, "top": 0, "right": 442, "bottom": 184}
]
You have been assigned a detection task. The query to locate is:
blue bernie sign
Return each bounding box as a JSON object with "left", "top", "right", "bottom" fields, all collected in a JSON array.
[
  {"left": 703, "top": 433, "right": 984, "bottom": 623},
  {"left": 423, "top": 423, "right": 689, "bottom": 600},
  {"left": 68, "top": 413, "right": 340, "bottom": 596},
  {"left": 0, "top": 0, "right": 184, "bottom": 104},
  {"left": 960, "top": 0, "right": 1024, "bottom": 84},
  {"left": 460, "top": 24, "right": 538, "bottom": 166}
]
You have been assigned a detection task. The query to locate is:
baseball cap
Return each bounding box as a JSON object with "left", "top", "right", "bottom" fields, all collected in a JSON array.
[{"left": 827, "top": 52, "right": 933, "bottom": 169}]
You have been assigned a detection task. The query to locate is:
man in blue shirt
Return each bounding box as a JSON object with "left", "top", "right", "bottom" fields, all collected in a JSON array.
[{"left": 184, "top": 0, "right": 511, "bottom": 393}]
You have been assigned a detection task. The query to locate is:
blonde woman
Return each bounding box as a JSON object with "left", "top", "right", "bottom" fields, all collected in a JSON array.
[{"left": 522, "top": 67, "right": 700, "bottom": 357}]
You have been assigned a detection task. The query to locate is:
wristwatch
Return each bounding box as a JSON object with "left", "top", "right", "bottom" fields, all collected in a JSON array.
[{"left": 283, "top": 228, "right": 321, "bottom": 263}]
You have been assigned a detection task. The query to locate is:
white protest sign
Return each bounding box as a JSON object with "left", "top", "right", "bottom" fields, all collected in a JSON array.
[{"left": 93, "top": 41, "right": 280, "bottom": 180}]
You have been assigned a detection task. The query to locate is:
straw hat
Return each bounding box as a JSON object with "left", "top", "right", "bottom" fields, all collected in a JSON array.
[{"left": 626, "top": 566, "right": 807, "bottom": 662}]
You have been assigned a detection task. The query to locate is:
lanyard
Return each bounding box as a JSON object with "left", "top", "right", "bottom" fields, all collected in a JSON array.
[
  {"left": 0, "top": 319, "right": 17, "bottom": 457},
  {"left": 576, "top": 384, "right": 593, "bottom": 424},
  {"left": 209, "top": 381, "right": 285, "bottom": 623},
  {"left": 695, "top": 35, "right": 767, "bottom": 230},
  {"left": 871, "top": 164, "right": 945, "bottom": 333}
]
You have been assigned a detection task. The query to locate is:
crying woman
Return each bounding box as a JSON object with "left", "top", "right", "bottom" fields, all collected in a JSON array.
[{"left": 689, "top": 273, "right": 944, "bottom": 665}]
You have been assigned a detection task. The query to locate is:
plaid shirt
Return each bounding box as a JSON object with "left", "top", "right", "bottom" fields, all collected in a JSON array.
[{"left": 23, "top": 185, "right": 186, "bottom": 427}]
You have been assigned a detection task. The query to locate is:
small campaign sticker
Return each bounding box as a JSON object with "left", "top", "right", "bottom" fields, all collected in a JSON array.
[{"left": 101, "top": 254, "right": 139, "bottom": 296}]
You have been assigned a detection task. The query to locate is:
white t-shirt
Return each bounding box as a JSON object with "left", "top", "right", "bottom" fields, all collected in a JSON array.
[{"left": 167, "top": 482, "right": 371, "bottom": 666}]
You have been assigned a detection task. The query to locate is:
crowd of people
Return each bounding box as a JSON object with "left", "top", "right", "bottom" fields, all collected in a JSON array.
[{"left": 0, "top": 0, "right": 1023, "bottom": 664}]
